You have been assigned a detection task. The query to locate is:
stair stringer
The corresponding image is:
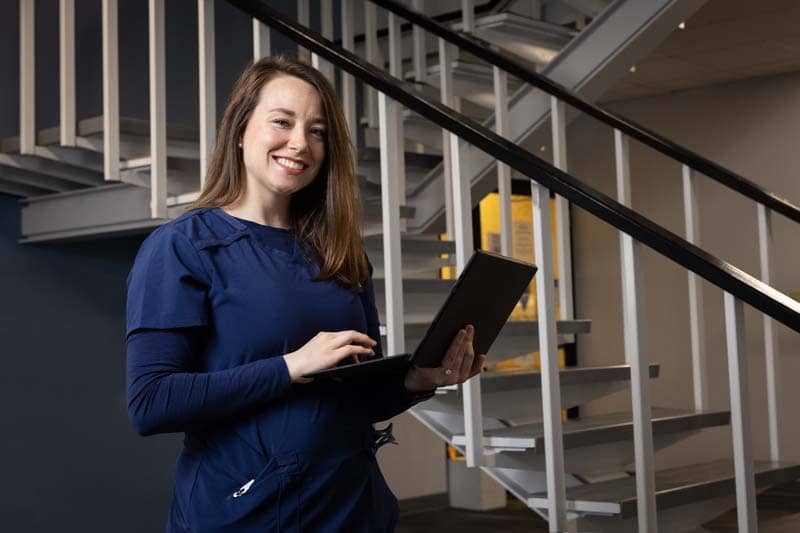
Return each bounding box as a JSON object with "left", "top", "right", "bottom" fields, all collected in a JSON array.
[{"left": 407, "top": 0, "right": 709, "bottom": 233}]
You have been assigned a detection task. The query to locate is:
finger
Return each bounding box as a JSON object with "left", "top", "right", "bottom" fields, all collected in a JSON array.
[
  {"left": 457, "top": 325, "right": 475, "bottom": 373},
  {"left": 330, "top": 345, "right": 375, "bottom": 366},
  {"left": 469, "top": 354, "right": 487, "bottom": 377},
  {"left": 336, "top": 330, "right": 378, "bottom": 348},
  {"left": 441, "top": 328, "right": 467, "bottom": 373}
]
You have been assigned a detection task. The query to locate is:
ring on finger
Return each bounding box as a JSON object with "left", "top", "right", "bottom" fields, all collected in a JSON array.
[{"left": 444, "top": 368, "right": 453, "bottom": 376}]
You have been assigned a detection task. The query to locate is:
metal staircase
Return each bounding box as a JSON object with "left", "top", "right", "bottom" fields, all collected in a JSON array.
[{"left": 6, "top": 0, "right": 800, "bottom": 532}]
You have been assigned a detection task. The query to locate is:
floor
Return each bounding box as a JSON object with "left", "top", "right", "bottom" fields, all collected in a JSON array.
[{"left": 395, "top": 482, "right": 800, "bottom": 532}]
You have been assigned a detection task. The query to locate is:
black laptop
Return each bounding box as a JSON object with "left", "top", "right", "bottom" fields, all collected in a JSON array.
[{"left": 303, "top": 250, "right": 537, "bottom": 383}]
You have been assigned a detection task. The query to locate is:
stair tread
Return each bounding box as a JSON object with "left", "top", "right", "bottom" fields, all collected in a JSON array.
[
  {"left": 364, "top": 234, "right": 455, "bottom": 255},
  {"left": 451, "top": 408, "right": 730, "bottom": 449},
  {"left": 358, "top": 146, "right": 442, "bottom": 169},
  {"left": 479, "top": 363, "right": 660, "bottom": 393},
  {"left": 527, "top": 459, "right": 800, "bottom": 517}
]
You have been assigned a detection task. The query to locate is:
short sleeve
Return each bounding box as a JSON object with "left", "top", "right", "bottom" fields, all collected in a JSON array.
[{"left": 126, "top": 227, "right": 210, "bottom": 337}]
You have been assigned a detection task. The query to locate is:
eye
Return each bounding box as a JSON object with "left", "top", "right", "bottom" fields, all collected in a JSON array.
[
  {"left": 310, "top": 127, "right": 326, "bottom": 139},
  {"left": 273, "top": 118, "right": 291, "bottom": 128}
]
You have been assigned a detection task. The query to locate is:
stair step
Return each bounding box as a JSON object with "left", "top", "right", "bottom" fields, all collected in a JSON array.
[
  {"left": 364, "top": 234, "right": 454, "bottom": 256},
  {"left": 425, "top": 60, "right": 523, "bottom": 109},
  {"left": 394, "top": 318, "right": 591, "bottom": 341},
  {"left": 454, "top": 12, "right": 574, "bottom": 65},
  {"left": 451, "top": 408, "right": 730, "bottom": 450},
  {"left": 419, "top": 364, "right": 660, "bottom": 422},
  {"left": 0, "top": 153, "right": 105, "bottom": 188},
  {"left": 527, "top": 459, "right": 800, "bottom": 517},
  {"left": 481, "top": 364, "right": 659, "bottom": 393}
]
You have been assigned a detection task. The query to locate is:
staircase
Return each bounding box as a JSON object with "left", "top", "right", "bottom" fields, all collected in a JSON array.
[{"left": 6, "top": 0, "right": 800, "bottom": 531}]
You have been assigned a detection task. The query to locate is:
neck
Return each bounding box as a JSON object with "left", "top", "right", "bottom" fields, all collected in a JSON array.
[{"left": 223, "top": 191, "right": 292, "bottom": 229}]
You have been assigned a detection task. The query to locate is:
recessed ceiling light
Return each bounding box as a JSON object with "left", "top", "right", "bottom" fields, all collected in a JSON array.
[
  {"left": 678, "top": 21, "right": 686, "bottom": 30},
  {"left": 629, "top": 65, "right": 637, "bottom": 73},
  {"left": 539, "top": 145, "right": 547, "bottom": 152}
]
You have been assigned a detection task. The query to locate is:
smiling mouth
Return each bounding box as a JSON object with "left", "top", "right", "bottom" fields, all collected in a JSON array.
[{"left": 273, "top": 156, "right": 308, "bottom": 171}]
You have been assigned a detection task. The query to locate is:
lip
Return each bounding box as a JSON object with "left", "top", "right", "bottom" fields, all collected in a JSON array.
[{"left": 272, "top": 155, "right": 310, "bottom": 174}]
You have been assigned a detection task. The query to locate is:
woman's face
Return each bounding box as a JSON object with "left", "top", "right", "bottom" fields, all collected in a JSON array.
[{"left": 240, "top": 75, "right": 326, "bottom": 202}]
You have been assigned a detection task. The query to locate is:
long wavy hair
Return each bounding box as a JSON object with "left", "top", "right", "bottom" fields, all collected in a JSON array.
[{"left": 192, "top": 55, "right": 368, "bottom": 289}]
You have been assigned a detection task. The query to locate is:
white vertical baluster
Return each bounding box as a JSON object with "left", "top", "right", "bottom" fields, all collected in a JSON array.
[
  {"left": 532, "top": 182, "right": 567, "bottom": 532},
  {"left": 724, "top": 292, "right": 758, "bottom": 532},
  {"left": 387, "top": 12, "right": 406, "bottom": 205},
  {"left": 199, "top": 0, "right": 215, "bottom": 188},
  {"left": 313, "top": 1, "right": 334, "bottom": 82},
  {"left": 551, "top": 97, "right": 573, "bottom": 320},
  {"left": 494, "top": 67, "right": 512, "bottom": 257},
  {"left": 253, "top": 19, "right": 270, "bottom": 59},
  {"left": 20, "top": 0, "right": 35, "bottom": 155},
  {"left": 341, "top": 0, "right": 357, "bottom": 145},
  {"left": 615, "top": 129, "right": 657, "bottom": 532},
  {"left": 461, "top": 0, "right": 475, "bottom": 32},
  {"left": 757, "top": 204, "right": 780, "bottom": 461},
  {"left": 411, "top": 0, "right": 426, "bottom": 82},
  {"left": 297, "top": 0, "right": 310, "bottom": 62},
  {"left": 451, "top": 125, "right": 483, "bottom": 469},
  {"left": 439, "top": 39, "right": 455, "bottom": 240},
  {"left": 378, "top": 93, "right": 405, "bottom": 356},
  {"left": 149, "top": 0, "right": 166, "bottom": 218},
  {"left": 59, "top": 0, "right": 76, "bottom": 146},
  {"left": 365, "top": 2, "right": 379, "bottom": 128},
  {"left": 682, "top": 164, "right": 709, "bottom": 411},
  {"left": 101, "top": 0, "right": 119, "bottom": 180}
]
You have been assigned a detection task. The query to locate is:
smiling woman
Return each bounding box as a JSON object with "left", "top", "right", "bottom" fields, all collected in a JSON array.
[{"left": 124, "top": 55, "right": 485, "bottom": 532}]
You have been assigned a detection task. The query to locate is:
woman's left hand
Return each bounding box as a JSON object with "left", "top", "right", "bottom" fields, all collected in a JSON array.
[{"left": 404, "top": 324, "right": 487, "bottom": 393}]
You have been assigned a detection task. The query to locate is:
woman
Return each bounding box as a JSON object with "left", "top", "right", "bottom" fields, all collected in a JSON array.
[{"left": 126, "top": 55, "right": 485, "bottom": 532}]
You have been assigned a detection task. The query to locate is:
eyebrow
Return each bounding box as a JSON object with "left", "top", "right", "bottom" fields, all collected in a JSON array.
[{"left": 268, "top": 107, "right": 326, "bottom": 124}]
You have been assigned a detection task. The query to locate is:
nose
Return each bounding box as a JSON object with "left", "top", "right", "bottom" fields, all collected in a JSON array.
[{"left": 288, "top": 126, "right": 309, "bottom": 154}]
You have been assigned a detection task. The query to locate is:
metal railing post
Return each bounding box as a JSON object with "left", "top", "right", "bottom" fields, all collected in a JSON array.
[
  {"left": 341, "top": 0, "right": 357, "bottom": 145},
  {"left": 297, "top": 0, "right": 310, "bottom": 62},
  {"left": 682, "top": 164, "right": 709, "bottom": 411},
  {"left": 387, "top": 11, "right": 406, "bottom": 204},
  {"left": 378, "top": 93, "right": 405, "bottom": 356},
  {"left": 532, "top": 182, "right": 568, "bottom": 532},
  {"left": 411, "top": 0, "right": 426, "bottom": 82},
  {"left": 494, "top": 67, "right": 512, "bottom": 257},
  {"left": 439, "top": 39, "right": 455, "bottom": 239},
  {"left": 101, "top": 0, "right": 119, "bottom": 180},
  {"left": 199, "top": 0, "right": 216, "bottom": 187},
  {"left": 253, "top": 19, "right": 270, "bottom": 59},
  {"left": 551, "top": 97, "right": 573, "bottom": 320},
  {"left": 724, "top": 292, "right": 758, "bottom": 532},
  {"left": 461, "top": 0, "right": 475, "bottom": 32},
  {"left": 20, "top": 0, "right": 36, "bottom": 155},
  {"left": 59, "top": 0, "right": 76, "bottom": 147},
  {"left": 365, "top": 2, "right": 379, "bottom": 128},
  {"left": 148, "top": 0, "right": 167, "bottom": 218},
  {"left": 313, "top": 1, "right": 334, "bottom": 82},
  {"left": 615, "top": 129, "right": 657, "bottom": 532},
  {"left": 757, "top": 204, "right": 781, "bottom": 461},
  {"left": 451, "top": 120, "right": 484, "bottom": 469}
]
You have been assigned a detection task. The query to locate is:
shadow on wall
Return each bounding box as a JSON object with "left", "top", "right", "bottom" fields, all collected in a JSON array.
[{"left": 0, "top": 193, "right": 181, "bottom": 532}]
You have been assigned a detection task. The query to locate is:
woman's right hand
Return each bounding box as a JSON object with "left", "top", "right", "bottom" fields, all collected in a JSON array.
[{"left": 283, "top": 330, "right": 377, "bottom": 383}]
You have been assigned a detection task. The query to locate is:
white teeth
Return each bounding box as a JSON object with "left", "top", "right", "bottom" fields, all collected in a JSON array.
[{"left": 275, "top": 157, "right": 304, "bottom": 170}]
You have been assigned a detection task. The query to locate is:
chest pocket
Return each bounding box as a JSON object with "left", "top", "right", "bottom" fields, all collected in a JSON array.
[{"left": 187, "top": 451, "right": 301, "bottom": 532}]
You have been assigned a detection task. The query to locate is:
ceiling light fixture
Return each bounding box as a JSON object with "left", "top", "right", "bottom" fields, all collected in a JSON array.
[
  {"left": 678, "top": 21, "right": 686, "bottom": 30},
  {"left": 629, "top": 65, "right": 637, "bottom": 73}
]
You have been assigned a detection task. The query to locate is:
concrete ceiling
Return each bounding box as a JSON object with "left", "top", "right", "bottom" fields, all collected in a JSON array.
[{"left": 601, "top": 0, "right": 800, "bottom": 102}]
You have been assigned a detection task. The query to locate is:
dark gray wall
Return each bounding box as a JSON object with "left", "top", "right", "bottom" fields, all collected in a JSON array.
[{"left": 0, "top": 192, "right": 182, "bottom": 532}]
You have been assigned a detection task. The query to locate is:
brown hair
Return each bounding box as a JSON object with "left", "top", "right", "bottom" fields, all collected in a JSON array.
[{"left": 193, "top": 55, "right": 368, "bottom": 289}]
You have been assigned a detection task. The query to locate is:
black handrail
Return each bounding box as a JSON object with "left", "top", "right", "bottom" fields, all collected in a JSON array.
[
  {"left": 227, "top": 0, "right": 800, "bottom": 333},
  {"left": 368, "top": 0, "right": 800, "bottom": 225}
]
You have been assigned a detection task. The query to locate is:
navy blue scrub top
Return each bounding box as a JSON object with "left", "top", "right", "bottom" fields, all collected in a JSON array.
[{"left": 125, "top": 207, "right": 418, "bottom": 532}]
